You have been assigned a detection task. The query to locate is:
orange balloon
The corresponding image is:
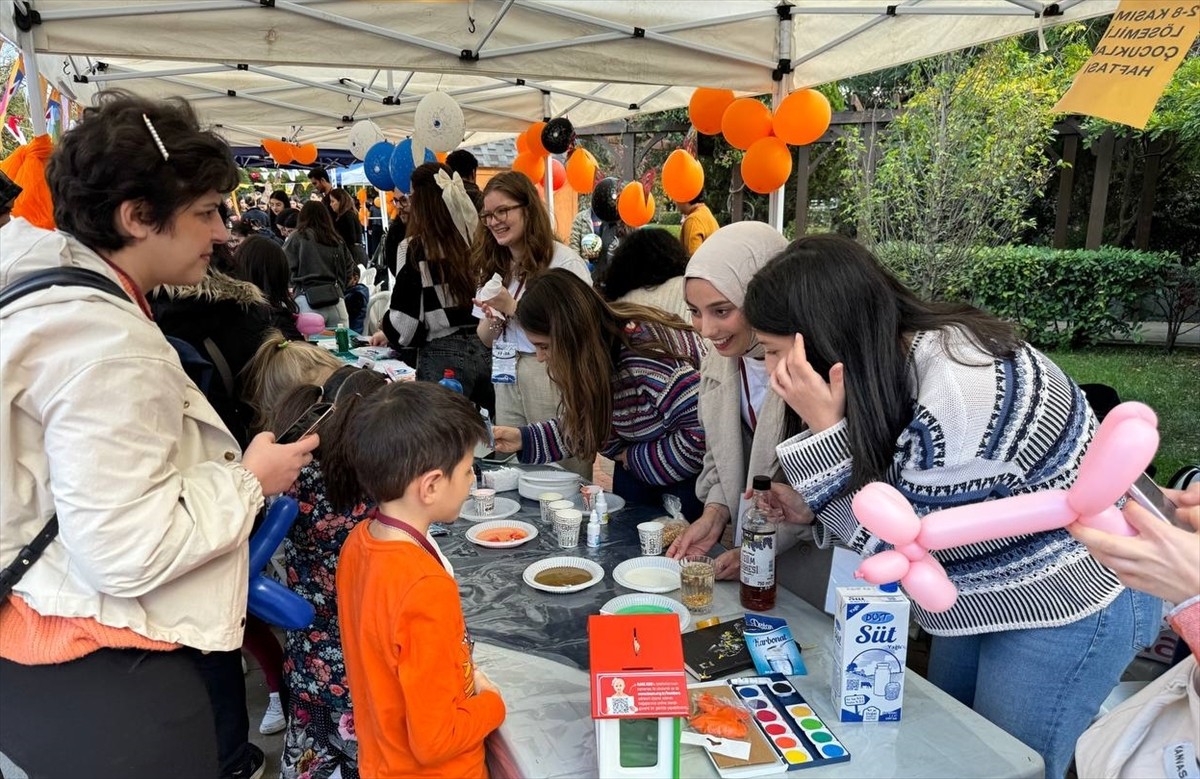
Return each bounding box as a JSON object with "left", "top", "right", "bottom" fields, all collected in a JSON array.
[
  {"left": 435, "top": 151, "right": 448, "bottom": 163},
  {"left": 661, "top": 149, "right": 704, "bottom": 203},
  {"left": 566, "top": 148, "right": 598, "bottom": 194},
  {"left": 357, "top": 189, "right": 368, "bottom": 203},
  {"left": 512, "top": 152, "right": 546, "bottom": 183},
  {"left": 617, "top": 181, "right": 656, "bottom": 228},
  {"left": 292, "top": 143, "right": 318, "bottom": 165},
  {"left": 772, "top": 89, "right": 833, "bottom": 146},
  {"left": 526, "top": 122, "right": 548, "bottom": 157},
  {"left": 261, "top": 139, "right": 294, "bottom": 165},
  {"left": 721, "top": 99, "right": 773, "bottom": 151},
  {"left": 516, "top": 131, "right": 531, "bottom": 154},
  {"left": 688, "top": 88, "right": 736, "bottom": 136},
  {"left": 741, "top": 136, "right": 792, "bottom": 194}
]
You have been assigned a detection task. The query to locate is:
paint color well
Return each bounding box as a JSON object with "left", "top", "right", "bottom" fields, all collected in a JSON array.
[
  {"left": 738, "top": 687, "right": 758, "bottom": 699},
  {"left": 789, "top": 705, "right": 812, "bottom": 717},
  {"left": 784, "top": 750, "right": 810, "bottom": 763},
  {"left": 822, "top": 744, "right": 847, "bottom": 758},
  {"left": 775, "top": 737, "right": 798, "bottom": 748},
  {"left": 755, "top": 710, "right": 778, "bottom": 723},
  {"left": 809, "top": 730, "right": 833, "bottom": 743},
  {"left": 800, "top": 718, "right": 823, "bottom": 729},
  {"left": 764, "top": 723, "right": 786, "bottom": 736},
  {"left": 771, "top": 682, "right": 794, "bottom": 696}
]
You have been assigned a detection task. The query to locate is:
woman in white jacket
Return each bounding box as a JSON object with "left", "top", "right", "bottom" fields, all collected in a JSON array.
[{"left": 0, "top": 93, "right": 316, "bottom": 778}]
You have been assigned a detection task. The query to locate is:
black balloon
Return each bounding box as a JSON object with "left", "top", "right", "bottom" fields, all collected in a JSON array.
[
  {"left": 541, "top": 117, "right": 574, "bottom": 154},
  {"left": 591, "top": 177, "right": 622, "bottom": 223}
]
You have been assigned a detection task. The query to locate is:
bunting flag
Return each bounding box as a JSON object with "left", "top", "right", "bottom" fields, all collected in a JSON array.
[
  {"left": 0, "top": 55, "right": 25, "bottom": 123},
  {"left": 4, "top": 114, "right": 27, "bottom": 145},
  {"left": 45, "top": 86, "right": 62, "bottom": 141}
]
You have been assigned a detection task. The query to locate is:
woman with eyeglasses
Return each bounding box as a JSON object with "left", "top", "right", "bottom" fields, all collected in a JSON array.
[
  {"left": 471, "top": 171, "right": 592, "bottom": 477},
  {"left": 369, "top": 163, "right": 493, "bottom": 413}
]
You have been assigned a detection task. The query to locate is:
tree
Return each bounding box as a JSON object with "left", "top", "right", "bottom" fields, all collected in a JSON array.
[{"left": 841, "top": 35, "right": 1092, "bottom": 299}]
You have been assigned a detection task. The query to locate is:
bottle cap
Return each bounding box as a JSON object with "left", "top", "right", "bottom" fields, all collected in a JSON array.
[
  {"left": 880, "top": 582, "right": 900, "bottom": 593},
  {"left": 695, "top": 616, "right": 720, "bottom": 629},
  {"left": 443, "top": 368, "right": 455, "bottom": 379},
  {"left": 751, "top": 475, "right": 771, "bottom": 491}
]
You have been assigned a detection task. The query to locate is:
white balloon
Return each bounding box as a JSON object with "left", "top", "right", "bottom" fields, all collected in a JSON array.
[
  {"left": 413, "top": 92, "right": 465, "bottom": 157},
  {"left": 348, "top": 121, "right": 386, "bottom": 161}
]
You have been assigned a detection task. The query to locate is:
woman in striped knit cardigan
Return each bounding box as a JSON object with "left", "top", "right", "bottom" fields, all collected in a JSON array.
[
  {"left": 491, "top": 269, "right": 708, "bottom": 518},
  {"left": 742, "top": 235, "right": 1159, "bottom": 779}
]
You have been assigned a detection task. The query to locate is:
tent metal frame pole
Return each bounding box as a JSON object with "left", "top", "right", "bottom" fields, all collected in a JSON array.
[
  {"left": 186, "top": 82, "right": 315, "bottom": 102},
  {"left": 768, "top": 7, "right": 792, "bottom": 234},
  {"left": 500, "top": 78, "right": 635, "bottom": 110},
  {"left": 791, "top": 0, "right": 921, "bottom": 69},
  {"left": 542, "top": 92, "right": 553, "bottom": 221},
  {"left": 272, "top": 0, "right": 464, "bottom": 58},
  {"left": 79, "top": 64, "right": 229, "bottom": 83},
  {"left": 347, "top": 69, "right": 382, "bottom": 117},
  {"left": 1000, "top": 0, "right": 1047, "bottom": 13},
  {"left": 36, "top": 0, "right": 335, "bottom": 22},
  {"left": 479, "top": 31, "right": 628, "bottom": 60},
  {"left": 893, "top": 6, "right": 1035, "bottom": 15},
  {"left": 138, "top": 71, "right": 351, "bottom": 122},
  {"left": 16, "top": 9, "right": 47, "bottom": 135},
  {"left": 474, "top": 0, "right": 516, "bottom": 53},
  {"left": 558, "top": 83, "right": 612, "bottom": 118},
  {"left": 240, "top": 65, "right": 381, "bottom": 102},
  {"left": 360, "top": 83, "right": 518, "bottom": 120}
]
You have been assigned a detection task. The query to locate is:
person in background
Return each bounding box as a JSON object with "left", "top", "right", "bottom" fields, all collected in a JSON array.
[
  {"left": 229, "top": 218, "right": 256, "bottom": 249},
  {"left": 308, "top": 167, "right": 334, "bottom": 210},
  {"left": 268, "top": 189, "right": 291, "bottom": 239},
  {"left": 491, "top": 270, "right": 707, "bottom": 517},
  {"left": 743, "top": 234, "right": 1159, "bottom": 779},
  {"left": 335, "top": 382, "right": 505, "bottom": 779},
  {"left": 235, "top": 235, "right": 303, "bottom": 340},
  {"left": 446, "top": 149, "right": 484, "bottom": 211},
  {"left": 364, "top": 186, "right": 385, "bottom": 258},
  {"left": 568, "top": 198, "right": 625, "bottom": 279},
  {"left": 472, "top": 171, "right": 592, "bottom": 479},
  {"left": 0, "top": 170, "right": 20, "bottom": 228},
  {"left": 600, "top": 226, "right": 690, "bottom": 323},
  {"left": 240, "top": 197, "right": 270, "bottom": 233},
  {"left": 380, "top": 192, "right": 410, "bottom": 278},
  {"left": 0, "top": 91, "right": 316, "bottom": 779},
  {"left": 329, "top": 187, "right": 364, "bottom": 258},
  {"left": 284, "top": 201, "right": 353, "bottom": 327},
  {"left": 242, "top": 333, "right": 343, "bottom": 435},
  {"left": 675, "top": 191, "right": 720, "bottom": 258},
  {"left": 344, "top": 266, "right": 371, "bottom": 335},
  {"left": 277, "top": 207, "right": 299, "bottom": 240}
]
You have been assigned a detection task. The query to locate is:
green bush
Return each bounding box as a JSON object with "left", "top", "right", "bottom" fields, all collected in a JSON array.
[
  {"left": 655, "top": 211, "right": 682, "bottom": 226},
  {"left": 962, "top": 246, "right": 1178, "bottom": 350}
]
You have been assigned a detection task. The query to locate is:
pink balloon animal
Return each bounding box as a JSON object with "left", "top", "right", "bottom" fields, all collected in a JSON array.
[
  {"left": 295, "top": 312, "right": 326, "bottom": 338},
  {"left": 851, "top": 402, "right": 1159, "bottom": 613}
]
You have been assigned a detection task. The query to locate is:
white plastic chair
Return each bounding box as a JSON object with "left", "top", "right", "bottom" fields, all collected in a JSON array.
[{"left": 366, "top": 290, "right": 391, "bottom": 334}]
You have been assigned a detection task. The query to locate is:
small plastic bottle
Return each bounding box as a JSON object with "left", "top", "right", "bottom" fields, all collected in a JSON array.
[
  {"left": 595, "top": 489, "right": 609, "bottom": 526},
  {"left": 438, "top": 369, "right": 464, "bottom": 394},
  {"left": 586, "top": 508, "right": 601, "bottom": 548},
  {"left": 335, "top": 323, "right": 350, "bottom": 354},
  {"left": 480, "top": 407, "right": 495, "bottom": 448}
]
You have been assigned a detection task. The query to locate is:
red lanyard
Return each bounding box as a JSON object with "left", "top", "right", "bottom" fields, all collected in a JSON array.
[
  {"left": 100, "top": 258, "right": 154, "bottom": 320},
  {"left": 371, "top": 509, "right": 446, "bottom": 571},
  {"left": 739, "top": 358, "right": 757, "bottom": 432}
]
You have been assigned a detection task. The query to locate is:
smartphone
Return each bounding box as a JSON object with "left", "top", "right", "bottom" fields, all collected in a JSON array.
[
  {"left": 479, "top": 450, "right": 517, "bottom": 465},
  {"left": 276, "top": 402, "right": 334, "bottom": 444},
  {"left": 1126, "top": 472, "right": 1180, "bottom": 526}
]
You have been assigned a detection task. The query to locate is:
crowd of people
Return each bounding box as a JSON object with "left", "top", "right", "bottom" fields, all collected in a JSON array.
[{"left": 0, "top": 91, "right": 1197, "bottom": 779}]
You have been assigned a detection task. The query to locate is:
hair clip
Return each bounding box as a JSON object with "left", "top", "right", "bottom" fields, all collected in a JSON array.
[
  {"left": 142, "top": 113, "right": 170, "bottom": 161},
  {"left": 276, "top": 340, "right": 289, "bottom": 350}
]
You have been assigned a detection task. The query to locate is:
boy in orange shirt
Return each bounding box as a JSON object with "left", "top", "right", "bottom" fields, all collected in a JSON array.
[{"left": 335, "top": 382, "right": 505, "bottom": 778}]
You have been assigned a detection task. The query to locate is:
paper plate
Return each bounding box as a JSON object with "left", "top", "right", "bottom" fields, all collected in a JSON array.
[
  {"left": 570, "top": 491, "right": 626, "bottom": 515},
  {"left": 600, "top": 594, "right": 690, "bottom": 630},
  {"left": 518, "top": 469, "right": 582, "bottom": 501},
  {"left": 465, "top": 520, "right": 538, "bottom": 549},
  {"left": 458, "top": 496, "right": 521, "bottom": 522},
  {"left": 613, "top": 556, "right": 682, "bottom": 594},
  {"left": 522, "top": 556, "right": 605, "bottom": 594}
]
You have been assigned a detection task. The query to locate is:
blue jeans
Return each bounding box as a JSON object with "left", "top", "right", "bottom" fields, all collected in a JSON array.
[{"left": 926, "top": 587, "right": 1160, "bottom": 779}]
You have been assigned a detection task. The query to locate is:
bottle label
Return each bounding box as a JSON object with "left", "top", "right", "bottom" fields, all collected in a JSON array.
[{"left": 740, "top": 531, "right": 775, "bottom": 588}]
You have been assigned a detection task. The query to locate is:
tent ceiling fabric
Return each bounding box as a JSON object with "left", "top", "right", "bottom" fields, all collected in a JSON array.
[{"left": 5, "top": 0, "right": 1116, "bottom": 151}]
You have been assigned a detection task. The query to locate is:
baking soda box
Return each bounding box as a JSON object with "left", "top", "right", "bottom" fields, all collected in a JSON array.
[{"left": 832, "top": 585, "right": 910, "bottom": 723}]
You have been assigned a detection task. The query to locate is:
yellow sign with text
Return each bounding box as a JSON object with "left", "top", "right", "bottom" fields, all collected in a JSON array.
[{"left": 1054, "top": 0, "right": 1199, "bottom": 129}]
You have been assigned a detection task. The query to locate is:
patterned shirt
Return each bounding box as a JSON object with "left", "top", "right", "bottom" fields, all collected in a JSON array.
[{"left": 381, "top": 238, "right": 475, "bottom": 347}]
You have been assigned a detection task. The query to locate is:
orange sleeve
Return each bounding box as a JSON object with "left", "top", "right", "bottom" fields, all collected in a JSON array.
[{"left": 398, "top": 575, "right": 505, "bottom": 767}]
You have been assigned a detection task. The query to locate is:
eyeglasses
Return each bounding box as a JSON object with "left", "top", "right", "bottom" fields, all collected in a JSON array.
[{"left": 479, "top": 204, "right": 524, "bottom": 225}]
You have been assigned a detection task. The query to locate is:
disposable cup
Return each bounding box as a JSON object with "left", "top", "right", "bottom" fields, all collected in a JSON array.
[
  {"left": 538, "top": 492, "right": 565, "bottom": 523},
  {"left": 553, "top": 508, "right": 584, "bottom": 547},
  {"left": 637, "top": 521, "right": 665, "bottom": 556},
  {"left": 472, "top": 488, "right": 496, "bottom": 516}
]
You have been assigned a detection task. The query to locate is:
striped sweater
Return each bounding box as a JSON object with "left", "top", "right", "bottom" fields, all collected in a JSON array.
[
  {"left": 777, "top": 328, "right": 1124, "bottom": 636},
  {"left": 518, "top": 322, "right": 707, "bottom": 487}
]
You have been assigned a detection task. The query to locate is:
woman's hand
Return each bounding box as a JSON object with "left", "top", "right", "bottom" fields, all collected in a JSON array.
[
  {"left": 712, "top": 548, "right": 741, "bottom": 580},
  {"left": 769, "top": 333, "right": 845, "bottom": 433},
  {"left": 241, "top": 431, "right": 320, "bottom": 496},
  {"left": 369, "top": 330, "right": 388, "bottom": 347},
  {"left": 666, "top": 509, "right": 725, "bottom": 560},
  {"left": 753, "top": 482, "right": 815, "bottom": 525},
  {"left": 1068, "top": 485, "right": 1200, "bottom": 605},
  {"left": 1166, "top": 484, "right": 1200, "bottom": 528},
  {"left": 479, "top": 286, "right": 517, "bottom": 318},
  {"left": 491, "top": 426, "right": 523, "bottom": 453}
]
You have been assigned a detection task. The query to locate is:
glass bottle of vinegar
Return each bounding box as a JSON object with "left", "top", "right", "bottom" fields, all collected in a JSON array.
[{"left": 739, "top": 475, "right": 777, "bottom": 611}]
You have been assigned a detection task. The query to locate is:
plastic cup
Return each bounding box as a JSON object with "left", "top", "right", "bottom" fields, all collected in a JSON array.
[
  {"left": 637, "top": 521, "right": 665, "bottom": 556},
  {"left": 580, "top": 484, "right": 602, "bottom": 511},
  {"left": 680, "top": 555, "right": 715, "bottom": 615},
  {"left": 547, "top": 499, "right": 573, "bottom": 526},
  {"left": 553, "top": 508, "right": 584, "bottom": 547},
  {"left": 538, "top": 492, "right": 565, "bottom": 523},
  {"left": 472, "top": 488, "right": 496, "bottom": 516}
]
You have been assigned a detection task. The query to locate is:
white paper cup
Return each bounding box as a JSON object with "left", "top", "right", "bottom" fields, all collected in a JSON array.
[
  {"left": 580, "top": 484, "right": 602, "bottom": 511},
  {"left": 547, "top": 499, "right": 573, "bottom": 525},
  {"left": 472, "top": 488, "right": 496, "bottom": 516},
  {"left": 538, "top": 492, "right": 565, "bottom": 522},
  {"left": 637, "top": 521, "right": 665, "bottom": 555},
  {"left": 553, "top": 508, "right": 584, "bottom": 547}
]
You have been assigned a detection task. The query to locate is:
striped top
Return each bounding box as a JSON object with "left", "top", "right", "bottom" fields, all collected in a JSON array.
[
  {"left": 519, "top": 322, "right": 707, "bottom": 487},
  {"left": 777, "top": 327, "right": 1124, "bottom": 636},
  {"left": 382, "top": 238, "right": 475, "bottom": 347}
]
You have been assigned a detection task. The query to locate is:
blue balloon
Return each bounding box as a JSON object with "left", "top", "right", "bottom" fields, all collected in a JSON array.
[
  {"left": 364, "top": 141, "right": 396, "bottom": 191},
  {"left": 389, "top": 138, "right": 437, "bottom": 194},
  {"left": 246, "top": 497, "right": 314, "bottom": 629}
]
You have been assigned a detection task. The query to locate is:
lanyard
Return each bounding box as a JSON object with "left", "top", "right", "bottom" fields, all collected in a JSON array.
[
  {"left": 100, "top": 258, "right": 154, "bottom": 320},
  {"left": 371, "top": 508, "right": 446, "bottom": 571},
  {"left": 739, "top": 358, "right": 757, "bottom": 432},
  {"left": 497, "top": 278, "right": 525, "bottom": 340}
]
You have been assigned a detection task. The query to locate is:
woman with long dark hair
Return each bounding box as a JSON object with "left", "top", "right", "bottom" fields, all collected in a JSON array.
[
  {"left": 742, "top": 234, "right": 1159, "bottom": 779},
  {"left": 284, "top": 201, "right": 352, "bottom": 327},
  {"left": 235, "top": 235, "right": 302, "bottom": 340},
  {"left": 267, "top": 189, "right": 291, "bottom": 238},
  {"left": 369, "top": 162, "right": 492, "bottom": 411},
  {"left": 472, "top": 171, "right": 591, "bottom": 476},
  {"left": 329, "top": 188, "right": 364, "bottom": 257},
  {"left": 599, "top": 226, "right": 690, "bottom": 323},
  {"left": 491, "top": 269, "right": 707, "bottom": 516}
]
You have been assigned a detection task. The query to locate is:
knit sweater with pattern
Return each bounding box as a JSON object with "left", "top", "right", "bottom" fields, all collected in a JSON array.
[
  {"left": 518, "top": 322, "right": 707, "bottom": 487},
  {"left": 777, "top": 327, "right": 1123, "bottom": 636}
]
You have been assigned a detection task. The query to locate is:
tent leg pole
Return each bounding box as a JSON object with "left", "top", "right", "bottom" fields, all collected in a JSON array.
[
  {"left": 18, "top": 30, "right": 48, "bottom": 136},
  {"left": 542, "top": 93, "right": 554, "bottom": 229},
  {"left": 767, "top": 81, "right": 787, "bottom": 233}
]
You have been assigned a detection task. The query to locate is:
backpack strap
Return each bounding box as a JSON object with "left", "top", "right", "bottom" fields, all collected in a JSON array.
[{"left": 0, "top": 266, "right": 130, "bottom": 599}]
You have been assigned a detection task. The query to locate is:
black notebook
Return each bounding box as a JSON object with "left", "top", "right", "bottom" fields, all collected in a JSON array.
[{"left": 681, "top": 617, "right": 754, "bottom": 681}]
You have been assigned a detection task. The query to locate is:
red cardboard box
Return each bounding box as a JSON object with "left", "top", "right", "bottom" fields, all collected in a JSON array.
[{"left": 589, "top": 613, "right": 689, "bottom": 719}]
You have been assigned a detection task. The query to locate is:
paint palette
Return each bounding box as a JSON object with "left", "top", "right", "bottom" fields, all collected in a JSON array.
[{"left": 729, "top": 674, "right": 850, "bottom": 770}]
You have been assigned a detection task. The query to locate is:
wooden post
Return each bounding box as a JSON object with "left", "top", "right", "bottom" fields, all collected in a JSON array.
[
  {"left": 730, "top": 166, "right": 744, "bottom": 223},
  {"left": 1135, "top": 137, "right": 1166, "bottom": 250},
  {"left": 1086, "top": 129, "right": 1115, "bottom": 250},
  {"left": 620, "top": 130, "right": 636, "bottom": 182},
  {"left": 794, "top": 144, "right": 811, "bottom": 236},
  {"left": 1053, "top": 133, "right": 1078, "bottom": 249}
]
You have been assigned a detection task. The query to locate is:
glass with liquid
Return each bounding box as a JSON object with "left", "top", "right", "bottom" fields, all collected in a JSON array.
[{"left": 680, "top": 554, "right": 715, "bottom": 615}]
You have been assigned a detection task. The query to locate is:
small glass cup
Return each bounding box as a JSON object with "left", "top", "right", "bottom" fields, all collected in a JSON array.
[
  {"left": 680, "top": 554, "right": 716, "bottom": 615},
  {"left": 553, "top": 508, "right": 584, "bottom": 547},
  {"left": 538, "top": 492, "right": 564, "bottom": 523},
  {"left": 472, "top": 487, "right": 496, "bottom": 516},
  {"left": 637, "top": 521, "right": 665, "bottom": 556}
]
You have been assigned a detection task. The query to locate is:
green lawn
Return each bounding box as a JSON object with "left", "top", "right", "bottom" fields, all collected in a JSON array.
[{"left": 1046, "top": 346, "right": 1199, "bottom": 482}]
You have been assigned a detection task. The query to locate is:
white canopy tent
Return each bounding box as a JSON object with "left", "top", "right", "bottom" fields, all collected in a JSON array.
[{"left": 3, "top": 0, "right": 1117, "bottom": 226}]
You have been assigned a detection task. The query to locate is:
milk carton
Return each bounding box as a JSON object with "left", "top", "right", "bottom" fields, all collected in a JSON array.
[{"left": 832, "top": 584, "right": 909, "bottom": 722}]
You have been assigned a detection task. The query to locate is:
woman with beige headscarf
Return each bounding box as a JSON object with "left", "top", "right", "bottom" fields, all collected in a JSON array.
[{"left": 666, "top": 223, "right": 830, "bottom": 601}]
